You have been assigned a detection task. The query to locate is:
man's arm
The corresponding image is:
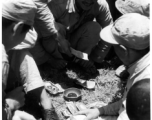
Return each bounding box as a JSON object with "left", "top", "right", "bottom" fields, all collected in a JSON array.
[
  {"left": 33, "top": 0, "right": 57, "bottom": 37},
  {"left": 2, "top": 45, "right": 12, "bottom": 120},
  {"left": 33, "top": 0, "right": 72, "bottom": 56},
  {"left": 98, "top": 99, "right": 123, "bottom": 116},
  {"left": 96, "top": 0, "right": 113, "bottom": 28}
]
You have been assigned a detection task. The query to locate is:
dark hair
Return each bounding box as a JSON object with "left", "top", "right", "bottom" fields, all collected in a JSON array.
[
  {"left": 126, "top": 79, "right": 150, "bottom": 120},
  {"left": 2, "top": 17, "right": 31, "bottom": 33}
]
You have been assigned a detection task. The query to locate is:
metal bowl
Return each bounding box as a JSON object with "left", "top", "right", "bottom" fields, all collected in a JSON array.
[{"left": 63, "top": 88, "right": 82, "bottom": 101}]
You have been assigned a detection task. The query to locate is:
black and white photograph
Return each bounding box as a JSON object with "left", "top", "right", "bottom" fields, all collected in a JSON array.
[{"left": 2, "top": 0, "right": 150, "bottom": 120}]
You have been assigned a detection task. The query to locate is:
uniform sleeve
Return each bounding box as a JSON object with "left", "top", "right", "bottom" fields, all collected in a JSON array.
[
  {"left": 33, "top": 0, "right": 58, "bottom": 37},
  {"left": 96, "top": 0, "right": 113, "bottom": 28},
  {"left": 100, "top": 99, "right": 123, "bottom": 116}
]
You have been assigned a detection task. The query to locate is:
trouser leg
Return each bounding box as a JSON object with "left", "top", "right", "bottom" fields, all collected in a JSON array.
[
  {"left": 7, "top": 50, "right": 44, "bottom": 92},
  {"left": 69, "top": 21, "right": 101, "bottom": 54},
  {"left": 30, "top": 39, "right": 50, "bottom": 65}
]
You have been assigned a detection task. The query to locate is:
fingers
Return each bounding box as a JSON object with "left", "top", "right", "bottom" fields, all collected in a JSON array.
[{"left": 75, "top": 110, "right": 87, "bottom": 115}]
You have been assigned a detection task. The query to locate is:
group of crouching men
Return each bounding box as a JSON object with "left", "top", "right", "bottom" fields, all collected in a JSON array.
[{"left": 2, "top": 0, "right": 150, "bottom": 120}]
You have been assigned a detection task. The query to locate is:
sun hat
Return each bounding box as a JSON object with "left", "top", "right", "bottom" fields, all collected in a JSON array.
[
  {"left": 100, "top": 13, "right": 149, "bottom": 50},
  {"left": 115, "top": 0, "right": 150, "bottom": 17},
  {"left": 2, "top": 0, "right": 37, "bottom": 26}
]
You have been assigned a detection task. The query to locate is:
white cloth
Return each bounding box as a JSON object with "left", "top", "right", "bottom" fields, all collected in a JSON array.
[{"left": 13, "top": 29, "right": 38, "bottom": 50}]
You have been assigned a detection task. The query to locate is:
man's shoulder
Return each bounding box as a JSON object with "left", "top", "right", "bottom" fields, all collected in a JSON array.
[
  {"left": 48, "top": 0, "right": 68, "bottom": 5},
  {"left": 97, "top": 0, "right": 108, "bottom": 7}
]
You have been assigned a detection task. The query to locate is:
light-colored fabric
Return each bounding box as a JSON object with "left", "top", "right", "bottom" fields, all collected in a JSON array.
[
  {"left": 101, "top": 52, "right": 150, "bottom": 120},
  {"left": 7, "top": 50, "right": 44, "bottom": 93},
  {"left": 115, "top": 0, "right": 150, "bottom": 17},
  {"left": 100, "top": 13, "right": 149, "bottom": 50},
  {"left": 2, "top": 0, "right": 37, "bottom": 26},
  {"left": 2, "top": 44, "right": 8, "bottom": 63},
  {"left": 2, "top": 44, "right": 12, "bottom": 120},
  {"left": 2, "top": 44, "right": 9, "bottom": 90},
  {"left": 33, "top": 0, "right": 57, "bottom": 37},
  {"left": 13, "top": 29, "right": 38, "bottom": 50},
  {"left": 98, "top": 116, "right": 118, "bottom": 120}
]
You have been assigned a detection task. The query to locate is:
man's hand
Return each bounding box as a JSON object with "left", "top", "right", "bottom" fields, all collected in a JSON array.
[
  {"left": 58, "top": 38, "right": 72, "bottom": 57},
  {"left": 56, "top": 32, "right": 72, "bottom": 57},
  {"left": 12, "top": 110, "right": 36, "bottom": 120},
  {"left": 75, "top": 109, "right": 100, "bottom": 120},
  {"left": 5, "top": 86, "right": 25, "bottom": 111}
]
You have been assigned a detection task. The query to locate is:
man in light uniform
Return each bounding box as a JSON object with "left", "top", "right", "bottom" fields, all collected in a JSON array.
[{"left": 76, "top": 13, "right": 150, "bottom": 120}]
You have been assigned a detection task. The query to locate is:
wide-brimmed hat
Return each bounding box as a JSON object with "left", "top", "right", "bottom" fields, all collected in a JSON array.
[{"left": 100, "top": 13, "right": 149, "bottom": 50}]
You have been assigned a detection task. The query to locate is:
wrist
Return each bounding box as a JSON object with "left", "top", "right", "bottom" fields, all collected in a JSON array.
[
  {"left": 5, "top": 99, "right": 16, "bottom": 112},
  {"left": 98, "top": 107, "right": 105, "bottom": 116},
  {"left": 5, "top": 101, "right": 14, "bottom": 119}
]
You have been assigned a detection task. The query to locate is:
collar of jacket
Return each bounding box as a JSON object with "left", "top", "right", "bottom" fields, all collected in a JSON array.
[
  {"left": 128, "top": 52, "right": 150, "bottom": 77},
  {"left": 66, "top": 0, "right": 76, "bottom": 13}
]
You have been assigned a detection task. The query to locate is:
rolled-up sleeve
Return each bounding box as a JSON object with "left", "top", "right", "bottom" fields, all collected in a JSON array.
[
  {"left": 96, "top": 0, "right": 113, "bottom": 28},
  {"left": 33, "top": 0, "right": 57, "bottom": 37}
]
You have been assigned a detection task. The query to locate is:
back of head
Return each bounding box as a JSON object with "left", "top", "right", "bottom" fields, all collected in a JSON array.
[
  {"left": 126, "top": 78, "right": 150, "bottom": 120},
  {"left": 115, "top": 0, "right": 150, "bottom": 17}
]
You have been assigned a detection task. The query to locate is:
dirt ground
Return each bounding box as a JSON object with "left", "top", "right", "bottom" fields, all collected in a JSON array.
[{"left": 21, "top": 50, "right": 126, "bottom": 120}]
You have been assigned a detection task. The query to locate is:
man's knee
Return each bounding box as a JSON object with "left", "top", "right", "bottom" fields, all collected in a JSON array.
[
  {"left": 81, "top": 21, "right": 101, "bottom": 45},
  {"left": 42, "top": 37, "right": 58, "bottom": 54},
  {"left": 30, "top": 39, "right": 50, "bottom": 65},
  {"left": 84, "top": 21, "right": 101, "bottom": 35}
]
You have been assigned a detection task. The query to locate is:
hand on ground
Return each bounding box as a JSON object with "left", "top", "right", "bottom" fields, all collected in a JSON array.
[
  {"left": 5, "top": 86, "right": 25, "bottom": 111},
  {"left": 75, "top": 58, "right": 97, "bottom": 74},
  {"left": 47, "top": 56, "right": 67, "bottom": 69}
]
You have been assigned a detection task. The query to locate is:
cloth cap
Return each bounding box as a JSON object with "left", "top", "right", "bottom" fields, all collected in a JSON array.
[
  {"left": 100, "top": 13, "right": 149, "bottom": 50},
  {"left": 2, "top": 0, "right": 37, "bottom": 26},
  {"left": 115, "top": 0, "right": 150, "bottom": 17}
]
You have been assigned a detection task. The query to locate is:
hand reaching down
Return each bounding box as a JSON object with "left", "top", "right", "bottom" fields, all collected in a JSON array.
[{"left": 5, "top": 86, "right": 25, "bottom": 111}]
